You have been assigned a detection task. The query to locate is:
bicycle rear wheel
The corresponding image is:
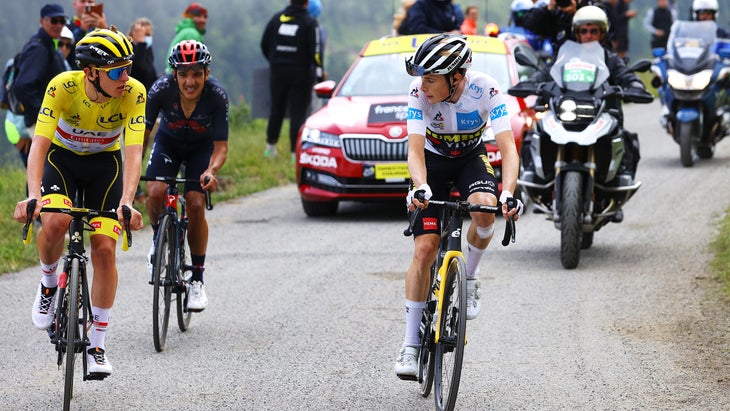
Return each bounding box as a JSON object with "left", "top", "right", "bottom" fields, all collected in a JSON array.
[
  {"left": 63, "top": 258, "right": 81, "bottom": 411},
  {"left": 434, "top": 256, "right": 467, "bottom": 411},
  {"left": 152, "top": 215, "right": 173, "bottom": 352},
  {"left": 176, "top": 227, "right": 192, "bottom": 332}
]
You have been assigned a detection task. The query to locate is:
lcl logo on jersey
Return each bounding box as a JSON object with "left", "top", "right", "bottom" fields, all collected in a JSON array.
[{"left": 62, "top": 80, "right": 79, "bottom": 94}]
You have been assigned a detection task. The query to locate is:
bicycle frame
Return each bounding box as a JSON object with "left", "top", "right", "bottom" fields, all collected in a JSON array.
[{"left": 432, "top": 208, "right": 466, "bottom": 344}]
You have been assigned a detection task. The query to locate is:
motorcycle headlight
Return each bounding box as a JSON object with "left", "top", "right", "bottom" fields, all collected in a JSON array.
[
  {"left": 666, "top": 69, "right": 713, "bottom": 90},
  {"left": 558, "top": 99, "right": 577, "bottom": 122},
  {"left": 301, "top": 127, "right": 341, "bottom": 148}
]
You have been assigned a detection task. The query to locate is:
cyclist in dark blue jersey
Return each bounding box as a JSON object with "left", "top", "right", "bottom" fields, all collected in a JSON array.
[{"left": 144, "top": 40, "right": 229, "bottom": 311}]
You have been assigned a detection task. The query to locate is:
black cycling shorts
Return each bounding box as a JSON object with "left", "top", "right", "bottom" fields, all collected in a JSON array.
[
  {"left": 411, "top": 145, "right": 498, "bottom": 237},
  {"left": 41, "top": 145, "right": 123, "bottom": 210},
  {"left": 145, "top": 137, "right": 213, "bottom": 193}
]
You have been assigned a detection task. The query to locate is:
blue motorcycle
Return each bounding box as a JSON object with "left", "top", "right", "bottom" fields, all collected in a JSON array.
[{"left": 651, "top": 20, "right": 730, "bottom": 167}]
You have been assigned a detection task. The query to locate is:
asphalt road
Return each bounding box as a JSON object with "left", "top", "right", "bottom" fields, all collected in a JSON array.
[{"left": 1, "top": 100, "right": 729, "bottom": 410}]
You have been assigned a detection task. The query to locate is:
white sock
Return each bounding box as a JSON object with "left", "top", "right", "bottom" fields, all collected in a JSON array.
[
  {"left": 39, "top": 261, "right": 59, "bottom": 288},
  {"left": 404, "top": 299, "right": 426, "bottom": 347},
  {"left": 90, "top": 307, "right": 111, "bottom": 350},
  {"left": 465, "top": 243, "right": 486, "bottom": 280}
]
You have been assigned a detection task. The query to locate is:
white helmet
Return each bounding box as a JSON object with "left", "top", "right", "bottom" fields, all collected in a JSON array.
[
  {"left": 572, "top": 5, "right": 609, "bottom": 35},
  {"left": 511, "top": 0, "right": 533, "bottom": 12},
  {"left": 692, "top": 0, "right": 719, "bottom": 19}
]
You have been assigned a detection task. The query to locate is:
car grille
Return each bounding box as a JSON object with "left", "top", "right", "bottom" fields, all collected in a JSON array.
[{"left": 341, "top": 135, "right": 408, "bottom": 162}]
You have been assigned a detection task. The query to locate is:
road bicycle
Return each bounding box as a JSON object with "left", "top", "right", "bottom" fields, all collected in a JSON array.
[
  {"left": 22, "top": 198, "right": 132, "bottom": 411},
  {"left": 140, "top": 175, "right": 212, "bottom": 352},
  {"left": 404, "top": 192, "right": 516, "bottom": 411}
]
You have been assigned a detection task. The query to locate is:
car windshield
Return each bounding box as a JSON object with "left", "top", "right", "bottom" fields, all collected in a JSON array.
[{"left": 338, "top": 52, "right": 512, "bottom": 97}]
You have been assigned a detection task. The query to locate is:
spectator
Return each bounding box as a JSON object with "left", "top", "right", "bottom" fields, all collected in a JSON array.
[
  {"left": 59, "top": 26, "right": 74, "bottom": 71},
  {"left": 145, "top": 40, "right": 228, "bottom": 311},
  {"left": 460, "top": 5, "right": 479, "bottom": 34},
  {"left": 522, "top": 0, "right": 600, "bottom": 53},
  {"left": 129, "top": 17, "right": 158, "bottom": 91},
  {"left": 167, "top": 3, "right": 208, "bottom": 72},
  {"left": 66, "top": 0, "right": 108, "bottom": 69},
  {"left": 13, "top": 4, "right": 68, "bottom": 136},
  {"left": 260, "top": 0, "right": 324, "bottom": 160},
  {"left": 398, "top": 0, "right": 461, "bottom": 35},
  {"left": 606, "top": 0, "right": 638, "bottom": 59},
  {"left": 129, "top": 17, "right": 159, "bottom": 203},
  {"left": 393, "top": 0, "right": 416, "bottom": 35},
  {"left": 643, "top": 0, "right": 676, "bottom": 50}
]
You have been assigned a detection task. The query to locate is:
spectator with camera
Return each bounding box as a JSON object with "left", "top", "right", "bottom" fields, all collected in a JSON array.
[{"left": 523, "top": 0, "right": 602, "bottom": 54}]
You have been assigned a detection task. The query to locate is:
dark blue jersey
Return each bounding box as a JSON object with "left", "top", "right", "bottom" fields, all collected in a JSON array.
[{"left": 145, "top": 74, "right": 229, "bottom": 144}]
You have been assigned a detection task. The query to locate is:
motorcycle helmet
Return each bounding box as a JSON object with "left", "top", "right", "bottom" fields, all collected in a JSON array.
[
  {"left": 691, "top": 0, "right": 719, "bottom": 20},
  {"left": 75, "top": 27, "right": 134, "bottom": 68},
  {"left": 405, "top": 33, "right": 472, "bottom": 77},
  {"left": 510, "top": 0, "right": 533, "bottom": 27},
  {"left": 572, "top": 5, "right": 609, "bottom": 39},
  {"left": 168, "top": 40, "right": 212, "bottom": 69}
]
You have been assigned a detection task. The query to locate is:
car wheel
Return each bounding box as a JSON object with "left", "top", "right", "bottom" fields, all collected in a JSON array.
[{"left": 301, "top": 199, "right": 338, "bottom": 217}]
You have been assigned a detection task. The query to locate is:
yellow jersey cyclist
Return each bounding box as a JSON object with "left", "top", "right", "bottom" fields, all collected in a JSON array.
[
  {"left": 13, "top": 27, "right": 145, "bottom": 377},
  {"left": 144, "top": 40, "right": 229, "bottom": 312}
]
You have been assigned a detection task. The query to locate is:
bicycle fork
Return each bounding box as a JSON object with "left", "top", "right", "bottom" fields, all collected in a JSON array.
[{"left": 432, "top": 250, "right": 465, "bottom": 345}]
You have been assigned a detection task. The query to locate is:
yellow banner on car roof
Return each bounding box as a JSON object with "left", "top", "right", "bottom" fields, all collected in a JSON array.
[{"left": 362, "top": 34, "right": 507, "bottom": 57}]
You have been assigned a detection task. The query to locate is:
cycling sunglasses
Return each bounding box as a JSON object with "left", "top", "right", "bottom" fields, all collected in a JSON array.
[
  {"left": 96, "top": 63, "right": 132, "bottom": 80},
  {"left": 405, "top": 57, "right": 427, "bottom": 76}
]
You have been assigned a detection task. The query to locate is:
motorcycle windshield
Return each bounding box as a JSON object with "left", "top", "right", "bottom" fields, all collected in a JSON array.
[
  {"left": 666, "top": 21, "right": 717, "bottom": 72},
  {"left": 549, "top": 41, "right": 608, "bottom": 92}
]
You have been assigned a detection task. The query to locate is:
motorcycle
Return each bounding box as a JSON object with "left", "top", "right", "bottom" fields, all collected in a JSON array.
[
  {"left": 509, "top": 40, "right": 653, "bottom": 269},
  {"left": 650, "top": 20, "right": 730, "bottom": 167}
]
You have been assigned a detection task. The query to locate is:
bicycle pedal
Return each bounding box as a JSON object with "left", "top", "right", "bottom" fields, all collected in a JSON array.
[{"left": 396, "top": 373, "right": 418, "bottom": 381}]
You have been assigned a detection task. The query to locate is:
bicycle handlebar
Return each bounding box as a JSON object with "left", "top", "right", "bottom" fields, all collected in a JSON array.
[
  {"left": 403, "top": 192, "right": 517, "bottom": 246},
  {"left": 140, "top": 175, "right": 213, "bottom": 210},
  {"left": 22, "top": 200, "right": 133, "bottom": 248}
]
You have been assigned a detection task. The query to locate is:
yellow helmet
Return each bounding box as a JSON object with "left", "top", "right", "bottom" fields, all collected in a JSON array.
[{"left": 75, "top": 26, "right": 134, "bottom": 68}]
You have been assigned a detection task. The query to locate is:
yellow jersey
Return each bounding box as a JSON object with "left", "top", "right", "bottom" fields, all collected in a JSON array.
[{"left": 35, "top": 70, "right": 146, "bottom": 154}]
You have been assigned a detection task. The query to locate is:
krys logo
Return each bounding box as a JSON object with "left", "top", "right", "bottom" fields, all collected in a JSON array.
[{"left": 456, "top": 110, "right": 483, "bottom": 130}]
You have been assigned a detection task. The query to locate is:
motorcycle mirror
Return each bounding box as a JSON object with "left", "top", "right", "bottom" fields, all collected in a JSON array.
[
  {"left": 628, "top": 59, "right": 652, "bottom": 73},
  {"left": 514, "top": 48, "right": 539, "bottom": 69}
]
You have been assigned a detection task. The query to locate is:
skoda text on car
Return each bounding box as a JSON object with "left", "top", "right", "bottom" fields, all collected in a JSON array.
[{"left": 296, "top": 34, "right": 537, "bottom": 217}]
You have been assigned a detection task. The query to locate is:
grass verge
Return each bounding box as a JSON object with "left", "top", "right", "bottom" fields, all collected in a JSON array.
[{"left": 0, "top": 107, "right": 295, "bottom": 274}]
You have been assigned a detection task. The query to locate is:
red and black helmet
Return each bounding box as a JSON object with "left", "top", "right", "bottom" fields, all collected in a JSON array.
[{"left": 168, "top": 40, "right": 212, "bottom": 69}]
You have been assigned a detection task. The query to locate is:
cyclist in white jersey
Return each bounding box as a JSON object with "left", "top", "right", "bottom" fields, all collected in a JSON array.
[{"left": 394, "top": 33, "right": 524, "bottom": 379}]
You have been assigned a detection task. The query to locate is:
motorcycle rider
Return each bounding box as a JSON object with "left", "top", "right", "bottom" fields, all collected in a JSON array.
[
  {"left": 521, "top": 5, "right": 648, "bottom": 187},
  {"left": 691, "top": 0, "right": 729, "bottom": 39}
]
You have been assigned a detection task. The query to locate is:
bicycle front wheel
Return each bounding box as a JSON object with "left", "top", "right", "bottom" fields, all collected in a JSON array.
[
  {"left": 434, "top": 256, "right": 467, "bottom": 411},
  {"left": 152, "top": 215, "right": 173, "bottom": 352},
  {"left": 176, "top": 227, "right": 192, "bottom": 332},
  {"left": 63, "top": 258, "right": 81, "bottom": 411},
  {"left": 418, "top": 300, "right": 435, "bottom": 398}
]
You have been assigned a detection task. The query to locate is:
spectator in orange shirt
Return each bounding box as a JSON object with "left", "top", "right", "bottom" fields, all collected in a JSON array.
[{"left": 460, "top": 5, "right": 479, "bottom": 34}]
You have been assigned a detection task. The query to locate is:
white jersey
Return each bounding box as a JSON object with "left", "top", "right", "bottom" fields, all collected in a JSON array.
[{"left": 406, "top": 71, "right": 512, "bottom": 158}]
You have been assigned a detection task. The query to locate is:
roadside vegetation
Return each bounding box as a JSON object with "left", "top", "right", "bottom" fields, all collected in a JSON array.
[{"left": 0, "top": 102, "right": 295, "bottom": 274}]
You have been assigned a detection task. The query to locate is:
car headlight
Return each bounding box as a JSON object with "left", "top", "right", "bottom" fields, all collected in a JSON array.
[
  {"left": 666, "top": 69, "right": 713, "bottom": 91},
  {"left": 301, "top": 127, "right": 341, "bottom": 148}
]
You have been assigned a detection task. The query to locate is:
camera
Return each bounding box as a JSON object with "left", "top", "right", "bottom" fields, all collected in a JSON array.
[{"left": 556, "top": 0, "right": 573, "bottom": 8}]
